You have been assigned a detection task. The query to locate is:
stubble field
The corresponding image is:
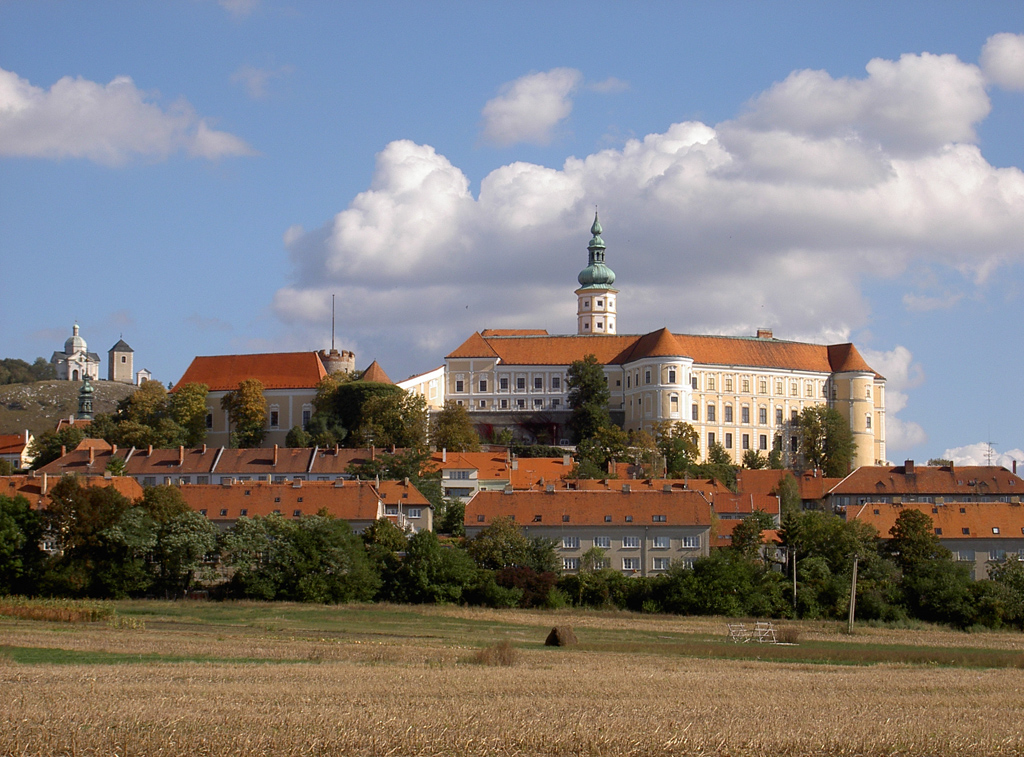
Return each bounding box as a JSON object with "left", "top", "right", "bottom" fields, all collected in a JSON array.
[{"left": 2, "top": 601, "right": 1024, "bottom": 756}]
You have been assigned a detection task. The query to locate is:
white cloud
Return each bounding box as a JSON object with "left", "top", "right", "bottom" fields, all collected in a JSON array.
[
  {"left": 859, "top": 345, "right": 926, "bottom": 453},
  {"left": 230, "top": 65, "right": 293, "bottom": 100},
  {"left": 942, "top": 442, "right": 1024, "bottom": 469},
  {"left": 902, "top": 291, "right": 963, "bottom": 312},
  {"left": 0, "top": 67, "right": 254, "bottom": 165},
  {"left": 273, "top": 45, "right": 1024, "bottom": 404},
  {"left": 981, "top": 33, "right": 1024, "bottom": 91},
  {"left": 480, "top": 68, "right": 582, "bottom": 146}
]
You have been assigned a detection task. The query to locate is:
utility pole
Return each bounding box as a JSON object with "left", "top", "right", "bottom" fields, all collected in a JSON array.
[
  {"left": 847, "top": 554, "right": 859, "bottom": 634},
  {"left": 791, "top": 546, "right": 797, "bottom": 609}
]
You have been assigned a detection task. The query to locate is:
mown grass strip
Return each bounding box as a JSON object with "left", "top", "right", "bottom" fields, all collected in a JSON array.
[{"left": 0, "top": 645, "right": 307, "bottom": 666}]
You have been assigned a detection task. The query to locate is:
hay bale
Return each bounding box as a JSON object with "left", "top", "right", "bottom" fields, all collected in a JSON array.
[{"left": 544, "top": 626, "right": 578, "bottom": 647}]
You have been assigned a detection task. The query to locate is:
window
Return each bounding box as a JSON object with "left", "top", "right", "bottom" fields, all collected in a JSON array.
[
  {"left": 532, "top": 515, "right": 542, "bottom": 523},
  {"left": 724, "top": 405, "right": 733, "bottom": 423},
  {"left": 385, "top": 505, "right": 398, "bottom": 515},
  {"left": 625, "top": 515, "right": 633, "bottom": 523},
  {"left": 668, "top": 368, "right": 677, "bottom": 383},
  {"left": 776, "top": 381, "right": 783, "bottom": 394},
  {"left": 205, "top": 413, "right": 213, "bottom": 429},
  {"left": 552, "top": 376, "right": 561, "bottom": 390},
  {"left": 516, "top": 377, "right": 526, "bottom": 390},
  {"left": 562, "top": 536, "right": 580, "bottom": 549},
  {"left": 594, "top": 536, "right": 611, "bottom": 548},
  {"left": 653, "top": 536, "right": 670, "bottom": 549},
  {"left": 724, "top": 378, "right": 733, "bottom": 392},
  {"left": 623, "top": 536, "right": 640, "bottom": 548},
  {"left": 759, "top": 379, "right": 767, "bottom": 394},
  {"left": 645, "top": 370, "right": 651, "bottom": 384},
  {"left": 791, "top": 409, "right": 798, "bottom": 422},
  {"left": 562, "top": 514, "right": 570, "bottom": 522},
  {"left": 516, "top": 399, "right": 525, "bottom": 408},
  {"left": 962, "top": 527, "right": 970, "bottom": 535},
  {"left": 652, "top": 514, "right": 666, "bottom": 522},
  {"left": 583, "top": 299, "right": 590, "bottom": 309},
  {"left": 479, "top": 400, "right": 486, "bottom": 408},
  {"left": 603, "top": 515, "right": 612, "bottom": 523},
  {"left": 563, "top": 558, "right": 579, "bottom": 571},
  {"left": 993, "top": 527, "right": 1000, "bottom": 534},
  {"left": 759, "top": 407, "right": 767, "bottom": 425},
  {"left": 742, "top": 379, "right": 750, "bottom": 393},
  {"left": 596, "top": 299, "right": 603, "bottom": 307},
  {"left": 409, "top": 508, "right": 422, "bottom": 518},
  {"left": 551, "top": 399, "right": 560, "bottom": 408},
  {"left": 302, "top": 409, "right": 311, "bottom": 429},
  {"left": 692, "top": 404, "right": 699, "bottom": 421},
  {"left": 293, "top": 509, "right": 302, "bottom": 517},
  {"left": 866, "top": 414, "right": 872, "bottom": 430},
  {"left": 479, "top": 379, "right": 487, "bottom": 392},
  {"left": 707, "top": 405, "right": 716, "bottom": 422},
  {"left": 707, "top": 377, "right": 715, "bottom": 391},
  {"left": 691, "top": 376, "right": 698, "bottom": 390},
  {"left": 805, "top": 381, "right": 814, "bottom": 397},
  {"left": 455, "top": 380, "right": 464, "bottom": 392},
  {"left": 197, "top": 476, "right": 209, "bottom": 485},
  {"left": 724, "top": 433, "right": 733, "bottom": 448},
  {"left": 653, "top": 558, "right": 671, "bottom": 571},
  {"left": 534, "top": 377, "right": 543, "bottom": 390},
  {"left": 791, "top": 382, "right": 798, "bottom": 396},
  {"left": 622, "top": 558, "right": 640, "bottom": 571},
  {"left": 199, "top": 509, "right": 207, "bottom": 516},
  {"left": 269, "top": 410, "right": 279, "bottom": 428},
  {"left": 534, "top": 398, "right": 543, "bottom": 408},
  {"left": 499, "top": 377, "right": 508, "bottom": 390},
  {"left": 626, "top": 374, "right": 631, "bottom": 389},
  {"left": 681, "top": 536, "right": 700, "bottom": 549},
  {"left": 143, "top": 477, "right": 156, "bottom": 487},
  {"left": 741, "top": 406, "right": 750, "bottom": 424},
  {"left": 219, "top": 509, "right": 228, "bottom": 516},
  {"left": 776, "top": 408, "right": 783, "bottom": 425},
  {"left": 708, "top": 432, "right": 716, "bottom": 447},
  {"left": 759, "top": 434, "right": 767, "bottom": 450},
  {"left": 239, "top": 508, "right": 247, "bottom": 516},
  {"left": 500, "top": 399, "right": 508, "bottom": 409}
]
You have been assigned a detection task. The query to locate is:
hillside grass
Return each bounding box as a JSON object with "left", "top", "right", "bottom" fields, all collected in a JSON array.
[
  {"left": 0, "top": 379, "right": 135, "bottom": 437},
  {"left": 3, "top": 601, "right": 1024, "bottom": 755}
]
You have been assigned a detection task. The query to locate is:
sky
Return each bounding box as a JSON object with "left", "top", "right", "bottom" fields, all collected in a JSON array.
[{"left": 1, "top": 1, "right": 1022, "bottom": 468}]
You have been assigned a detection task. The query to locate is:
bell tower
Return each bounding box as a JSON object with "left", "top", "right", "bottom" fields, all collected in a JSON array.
[{"left": 575, "top": 212, "right": 618, "bottom": 335}]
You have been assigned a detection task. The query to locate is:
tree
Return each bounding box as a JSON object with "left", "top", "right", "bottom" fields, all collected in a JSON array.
[
  {"left": 221, "top": 378, "right": 268, "bottom": 448},
  {"left": 285, "top": 426, "right": 312, "bottom": 447},
  {"left": 730, "top": 510, "right": 776, "bottom": 561},
  {"left": 0, "top": 493, "right": 45, "bottom": 595},
  {"left": 137, "top": 486, "right": 216, "bottom": 596},
  {"left": 797, "top": 406, "right": 856, "bottom": 477},
  {"left": 694, "top": 441, "right": 737, "bottom": 491},
  {"left": 430, "top": 400, "right": 480, "bottom": 452},
  {"left": 352, "top": 391, "right": 428, "bottom": 449},
  {"left": 29, "top": 427, "right": 86, "bottom": 469},
  {"left": 653, "top": 422, "right": 700, "bottom": 477},
  {"left": 742, "top": 449, "right": 768, "bottom": 469},
  {"left": 467, "top": 516, "right": 531, "bottom": 569},
  {"left": 927, "top": 458, "right": 953, "bottom": 467},
  {"left": 168, "top": 383, "right": 210, "bottom": 446},
  {"left": 398, "top": 529, "right": 477, "bottom": 604},
  {"left": 774, "top": 473, "right": 801, "bottom": 518},
  {"left": 435, "top": 498, "right": 466, "bottom": 536},
  {"left": 887, "top": 509, "right": 950, "bottom": 575},
  {"left": 574, "top": 425, "right": 629, "bottom": 477},
  {"left": 567, "top": 354, "right": 611, "bottom": 443}
]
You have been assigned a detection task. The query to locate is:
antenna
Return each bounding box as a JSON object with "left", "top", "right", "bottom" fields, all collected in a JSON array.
[
  {"left": 331, "top": 294, "right": 336, "bottom": 351},
  {"left": 985, "top": 439, "right": 997, "bottom": 466}
]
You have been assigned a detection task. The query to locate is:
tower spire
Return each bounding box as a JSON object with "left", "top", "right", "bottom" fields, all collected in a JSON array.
[{"left": 574, "top": 212, "right": 618, "bottom": 335}]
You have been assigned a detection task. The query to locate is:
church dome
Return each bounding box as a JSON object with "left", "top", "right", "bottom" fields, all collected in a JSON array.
[
  {"left": 65, "top": 324, "right": 87, "bottom": 355},
  {"left": 576, "top": 212, "right": 616, "bottom": 289}
]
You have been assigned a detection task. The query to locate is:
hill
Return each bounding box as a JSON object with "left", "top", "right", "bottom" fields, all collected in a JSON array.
[{"left": 0, "top": 379, "right": 137, "bottom": 436}]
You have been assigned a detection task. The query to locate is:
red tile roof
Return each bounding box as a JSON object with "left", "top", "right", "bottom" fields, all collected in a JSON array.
[
  {"left": 360, "top": 360, "right": 393, "bottom": 384},
  {"left": 466, "top": 489, "right": 713, "bottom": 527},
  {"left": 447, "top": 330, "right": 881, "bottom": 375},
  {"left": 178, "top": 480, "right": 385, "bottom": 523},
  {"left": 0, "top": 434, "right": 28, "bottom": 455},
  {"left": 0, "top": 475, "right": 143, "bottom": 509},
  {"left": 174, "top": 352, "right": 327, "bottom": 392},
  {"left": 830, "top": 464, "right": 1024, "bottom": 498},
  {"left": 735, "top": 469, "right": 840, "bottom": 501},
  {"left": 480, "top": 329, "right": 550, "bottom": 336},
  {"left": 376, "top": 479, "right": 432, "bottom": 508},
  {"left": 844, "top": 501, "right": 1024, "bottom": 540}
]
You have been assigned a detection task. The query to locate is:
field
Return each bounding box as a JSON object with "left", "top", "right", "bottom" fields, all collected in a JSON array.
[{"left": 3, "top": 602, "right": 1024, "bottom": 756}]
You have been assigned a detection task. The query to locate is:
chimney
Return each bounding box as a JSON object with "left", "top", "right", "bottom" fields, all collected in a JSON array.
[
  {"left": 89, "top": 447, "right": 95, "bottom": 465},
  {"left": 273, "top": 445, "right": 279, "bottom": 466},
  {"left": 757, "top": 328, "right": 773, "bottom": 339},
  {"left": 334, "top": 443, "right": 339, "bottom": 455},
  {"left": 23, "top": 429, "right": 29, "bottom": 445},
  {"left": 404, "top": 476, "right": 410, "bottom": 487},
  {"left": 512, "top": 459, "right": 518, "bottom": 471},
  {"left": 111, "top": 445, "right": 118, "bottom": 456},
  {"left": 202, "top": 444, "right": 207, "bottom": 454},
  {"left": 563, "top": 453, "right": 571, "bottom": 466},
  {"left": 147, "top": 445, "right": 153, "bottom": 457},
  {"left": 622, "top": 483, "right": 631, "bottom": 493},
  {"left": 1014, "top": 460, "right": 1018, "bottom": 475},
  {"left": 41, "top": 472, "right": 48, "bottom": 495},
  {"left": 905, "top": 459, "right": 915, "bottom": 474},
  {"left": 442, "top": 448, "right": 447, "bottom": 463},
  {"left": 371, "top": 446, "right": 376, "bottom": 461},
  {"left": 178, "top": 446, "right": 185, "bottom": 466},
  {"left": 545, "top": 484, "right": 554, "bottom": 493},
  {"left": 60, "top": 445, "right": 66, "bottom": 458}
]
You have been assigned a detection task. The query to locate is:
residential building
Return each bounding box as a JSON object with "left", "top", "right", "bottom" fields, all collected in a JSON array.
[
  {"left": 0, "top": 431, "right": 34, "bottom": 470},
  {"left": 441, "top": 217, "right": 886, "bottom": 468},
  {"left": 51, "top": 323, "right": 100, "bottom": 382},
  {"left": 397, "top": 366, "right": 445, "bottom": 410},
  {"left": 429, "top": 450, "right": 574, "bottom": 501},
  {"left": 735, "top": 468, "right": 842, "bottom": 510},
  {"left": 465, "top": 488, "right": 712, "bottom": 576},
  {"left": 1, "top": 474, "right": 143, "bottom": 513}
]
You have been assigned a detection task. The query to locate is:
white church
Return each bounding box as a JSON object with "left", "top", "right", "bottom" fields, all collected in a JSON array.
[{"left": 50, "top": 323, "right": 151, "bottom": 385}]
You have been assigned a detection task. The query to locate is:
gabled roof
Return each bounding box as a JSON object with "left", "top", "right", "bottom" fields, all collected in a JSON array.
[
  {"left": 466, "top": 489, "right": 713, "bottom": 528},
  {"left": 360, "top": 360, "right": 393, "bottom": 384},
  {"left": 446, "top": 329, "right": 882, "bottom": 375},
  {"left": 844, "top": 501, "right": 1024, "bottom": 540},
  {"left": 0, "top": 434, "right": 28, "bottom": 455},
  {"left": 0, "top": 475, "right": 143, "bottom": 509},
  {"left": 178, "top": 480, "right": 384, "bottom": 523},
  {"left": 376, "top": 478, "right": 432, "bottom": 508},
  {"left": 735, "top": 469, "right": 840, "bottom": 501},
  {"left": 430, "top": 450, "right": 511, "bottom": 480},
  {"left": 174, "top": 352, "right": 327, "bottom": 392},
  {"left": 829, "top": 463, "right": 1024, "bottom": 497}
]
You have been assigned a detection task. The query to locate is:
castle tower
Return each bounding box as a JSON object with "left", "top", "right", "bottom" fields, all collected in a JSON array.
[
  {"left": 108, "top": 338, "right": 134, "bottom": 383},
  {"left": 575, "top": 212, "right": 618, "bottom": 335}
]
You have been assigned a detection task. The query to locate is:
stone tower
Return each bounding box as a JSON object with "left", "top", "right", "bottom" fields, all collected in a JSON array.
[
  {"left": 575, "top": 212, "right": 618, "bottom": 335},
  {"left": 108, "top": 338, "right": 134, "bottom": 384}
]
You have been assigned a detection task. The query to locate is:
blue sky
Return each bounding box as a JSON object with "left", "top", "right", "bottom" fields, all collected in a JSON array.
[{"left": 1, "top": 1, "right": 1022, "bottom": 467}]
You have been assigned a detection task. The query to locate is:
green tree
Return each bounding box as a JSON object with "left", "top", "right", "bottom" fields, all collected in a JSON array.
[
  {"left": 797, "top": 406, "right": 856, "bottom": 477},
  {"left": 574, "top": 425, "right": 629, "bottom": 477},
  {"left": 567, "top": 354, "right": 611, "bottom": 443},
  {"left": 221, "top": 378, "right": 268, "bottom": 448},
  {"left": 0, "top": 459, "right": 14, "bottom": 476},
  {"left": 430, "top": 400, "right": 481, "bottom": 452},
  {"left": 693, "top": 441, "right": 737, "bottom": 491},
  {"left": 168, "top": 383, "right": 209, "bottom": 446},
  {"left": 653, "top": 422, "right": 700, "bottom": 477},
  {"left": 742, "top": 449, "right": 768, "bottom": 469},
  {"left": 768, "top": 435, "right": 784, "bottom": 469},
  {"left": 352, "top": 391, "right": 428, "bottom": 449},
  {"left": 138, "top": 486, "right": 216, "bottom": 596},
  {"left": 285, "top": 425, "right": 312, "bottom": 447},
  {"left": 29, "top": 426, "right": 86, "bottom": 469},
  {"left": 988, "top": 557, "right": 1024, "bottom": 628},
  {"left": 927, "top": 458, "right": 953, "bottom": 467},
  {"left": 467, "top": 516, "right": 531, "bottom": 569},
  {"left": 398, "top": 529, "right": 477, "bottom": 604},
  {"left": 887, "top": 508, "right": 949, "bottom": 574},
  {"left": 435, "top": 498, "right": 466, "bottom": 536},
  {"left": 106, "top": 457, "right": 127, "bottom": 476},
  {"left": 774, "top": 474, "right": 801, "bottom": 518},
  {"left": 730, "top": 510, "right": 776, "bottom": 560},
  {"left": 0, "top": 493, "right": 45, "bottom": 594}
]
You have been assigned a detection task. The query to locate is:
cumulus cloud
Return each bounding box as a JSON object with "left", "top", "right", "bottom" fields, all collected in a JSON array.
[
  {"left": 859, "top": 346, "right": 927, "bottom": 452},
  {"left": 480, "top": 68, "right": 582, "bottom": 146},
  {"left": 981, "top": 33, "right": 1024, "bottom": 91},
  {"left": 942, "top": 442, "right": 1024, "bottom": 469},
  {"left": 273, "top": 44, "right": 1024, "bottom": 437},
  {"left": 0, "top": 67, "right": 254, "bottom": 165}
]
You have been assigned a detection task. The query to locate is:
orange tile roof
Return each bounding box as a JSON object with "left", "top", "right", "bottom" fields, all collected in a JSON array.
[
  {"left": 480, "top": 329, "right": 550, "bottom": 336},
  {"left": 360, "top": 360, "right": 393, "bottom": 384},
  {"left": 430, "top": 450, "right": 511, "bottom": 479},
  {"left": 376, "top": 479, "right": 432, "bottom": 508},
  {"left": 844, "top": 501, "right": 1024, "bottom": 540},
  {"left": 55, "top": 418, "right": 92, "bottom": 432},
  {"left": 174, "top": 352, "right": 327, "bottom": 391},
  {"left": 713, "top": 492, "right": 781, "bottom": 517},
  {"left": 735, "top": 469, "right": 840, "bottom": 501},
  {"left": 466, "top": 489, "right": 713, "bottom": 528},
  {"left": 0, "top": 434, "right": 28, "bottom": 455},
  {"left": 74, "top": 438, "right": 113, "bottom": 452},
  {"left": 830, "top": 463, "right": 1024, "bottom": 497},
  {"left": 508, "top": 457, "right": 575, "bottom": 488},
  {"left": 178, "top": 480, "right": 384, "bottom": 523},
  {"left": 1, "top": 475, "right": 143, "bottom": 509},
  {"left": 447, "top": 330, "right": 881, "bottom": 374}
]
